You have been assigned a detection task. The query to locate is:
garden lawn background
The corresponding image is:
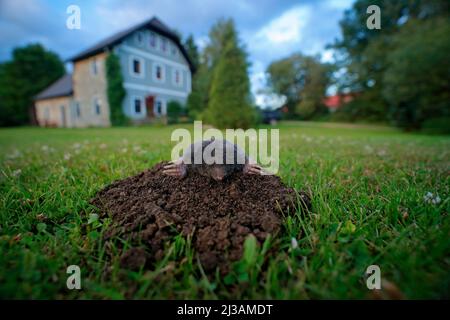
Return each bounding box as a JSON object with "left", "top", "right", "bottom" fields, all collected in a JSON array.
[{"left": 0, "top": 122, "right": 448, "bottom": 299}]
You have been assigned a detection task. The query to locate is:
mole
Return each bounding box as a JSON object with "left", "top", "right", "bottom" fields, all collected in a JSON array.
[{"left": 163, "top": 138, "right": 263, "bottom": 181}]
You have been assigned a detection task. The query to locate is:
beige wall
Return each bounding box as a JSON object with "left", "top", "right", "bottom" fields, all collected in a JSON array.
[
  {"left": 35, "top": 96, "right": 73, "bottom": 127},
  {"left": 72, "top": 51, "right": 111, "bottom": 127}
]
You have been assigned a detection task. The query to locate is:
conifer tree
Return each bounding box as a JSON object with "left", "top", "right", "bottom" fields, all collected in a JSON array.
[{"left": 205, "top": 20, "right": 255, "bottom": 129}]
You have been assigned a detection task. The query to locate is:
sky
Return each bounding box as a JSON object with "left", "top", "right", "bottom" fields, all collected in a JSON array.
[{"left": 0, "top": 0, "right": 355, "bottom": 106}]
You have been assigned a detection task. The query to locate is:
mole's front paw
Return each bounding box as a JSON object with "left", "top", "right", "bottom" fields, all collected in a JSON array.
[
  {"left": 162, "top": 161, "right": 186, "bottom": 178},
  {"left": 244, "top": 163, "right": 262, "bottom": 175}
]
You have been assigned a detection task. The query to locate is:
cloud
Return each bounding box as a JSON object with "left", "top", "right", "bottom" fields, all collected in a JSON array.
[
  {"left": 254, "top": 6, "right": 310, "bottom": 44},
  {"left": 325, "top": 0, "right": 355, "bottom": 10},
  {"left": 0, "top": 0, "right": 355, "bottom": 107}
]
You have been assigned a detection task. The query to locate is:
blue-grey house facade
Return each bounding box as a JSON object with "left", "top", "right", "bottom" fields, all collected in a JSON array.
[{"left": 34, "top": 17, "right": 194, "bottom": 127}]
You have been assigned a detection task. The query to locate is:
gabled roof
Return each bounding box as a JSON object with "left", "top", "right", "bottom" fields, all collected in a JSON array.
[
  {"left": 34, "top": 74, "right": 73, "bottom": 101},
  {"left": 67, "top": 16, "right": 195, "bottom": 71}
]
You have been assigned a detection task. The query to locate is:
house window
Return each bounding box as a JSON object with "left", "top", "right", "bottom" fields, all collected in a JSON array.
[
  {"left": 153, "top": 63, "right": 165, "bottom": 82},
  {"left": 93, "top": 98, "right": 101, "bottom": 115},
  {"left": 134, "top": 98, "right": 142, "bottom": 114},
  {"left": 133, "top": 59, "right": 140, "bottom": 74},
  {"left": 44, "top": 107, "right": 50, "bottom": 120},
  {"left": 156, "top": 66, "right": 162, "bottom": 79},
  {"left": 91, "top": 58, "right": 98, "bottom": 75},
  {"left": 171, "top": 45, "right": 177, "bottom": 56},
  {"left": 129, "top": 56, "right": 144, "bottom": 78},
  {"left": 155, "top": 100, "right": 163, "bottom": 115},
  {"left": 161, "top": 38, "right": 167, "bottom": 52},
  {"left": 75, "top": 102, "right": 81, "bottom": 118},
  {"left": 136, "top": 31, "right": 144, "bottom": 45},
  {"left": 173, "top": 69, "right": 183, "bottom": 86},
  {"left": 149, "top": 32, "right": 156, "bottom": 48}
]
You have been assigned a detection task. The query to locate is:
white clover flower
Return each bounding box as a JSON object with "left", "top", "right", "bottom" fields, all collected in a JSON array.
[
  {"left": 41, "top": 145, "right": 49, "bottom": 152},
  {"left": 12, "top": 169, "right": 22, "bottom": 177},
  {"left": 99, "top": 143, "right": 107, "bottom": 149},
  {"left": 64, "top": 153, "right": 71, "bottom": 161},
  {"left": 121, "top": 148, "right": 128, "bottom": 153},
  {"left": 291, "top": 237, "right": 298, "bottom": 249},
  {"left": 72, "top": 143, "right": 81, "bottom": 149},
  {"left": 424, "top": 192, "right": 442, "bottom": 205},
  {"left": 7, "top": 149, "right": 21, "bottom": 160},
  {"left": 364, "top": 145, "right": 373, "bottom": 153}
]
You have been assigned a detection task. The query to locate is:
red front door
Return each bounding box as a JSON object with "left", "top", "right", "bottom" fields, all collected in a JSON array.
[{"left": 145, "top": 96, "right": 155, "bottom": 118}]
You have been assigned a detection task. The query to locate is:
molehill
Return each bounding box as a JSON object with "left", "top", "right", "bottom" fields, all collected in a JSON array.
[{"left": 90, "top": 162, "right": 311, "bottom": 273}]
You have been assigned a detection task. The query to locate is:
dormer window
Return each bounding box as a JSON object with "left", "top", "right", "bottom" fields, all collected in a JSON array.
[
  {"left": 136, "top": 31, "right": 144, "bottom": 45},
  {"left": 149, "top": 32, "right": 156, "bottom": 48}
]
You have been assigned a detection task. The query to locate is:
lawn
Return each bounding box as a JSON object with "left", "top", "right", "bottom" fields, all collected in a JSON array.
[{"left": 0, "top": 122, "right": 448, "bottom": 299}]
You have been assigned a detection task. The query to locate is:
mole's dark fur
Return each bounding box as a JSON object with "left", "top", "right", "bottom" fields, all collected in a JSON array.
[
  {"left": 184, "top": 139, "right": 248, "bottom": 180},
  {"left": 163, "top": 138, "right": 261, "bottom": 181}
]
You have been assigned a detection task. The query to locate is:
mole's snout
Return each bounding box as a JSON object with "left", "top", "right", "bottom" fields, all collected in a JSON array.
[{"left": 211, "top": 166, "right": 226, "bottom": 182}]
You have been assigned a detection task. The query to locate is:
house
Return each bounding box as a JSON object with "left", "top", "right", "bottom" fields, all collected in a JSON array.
[
  {"left": 323, "top": 93, "right": 355, "bottom": 112},
  {"left": 34, "top": 16, "right": 194, "bottom": 127}
]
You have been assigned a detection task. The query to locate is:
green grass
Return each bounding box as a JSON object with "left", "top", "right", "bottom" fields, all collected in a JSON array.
[{"left": 0, "top": 122, "right": 449, "bottom": 299}]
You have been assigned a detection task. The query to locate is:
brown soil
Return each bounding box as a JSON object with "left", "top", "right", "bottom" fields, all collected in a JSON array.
[{"left": 91, "top": 162, "right": 310, "bottom": 273}]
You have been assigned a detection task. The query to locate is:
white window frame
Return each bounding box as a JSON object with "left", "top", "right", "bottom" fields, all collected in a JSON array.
[
  {"left": 93, "top": 97, "right": 101, "bottom": 116},
  {"left": 152, "top": 62, "right": 165, "bottom": 83},
  {"left": 90, "top": 58, "right": 99, "bottom": 76},
  {"left": 75, "top": 102, "right": 81, "bottom": 118},
  {"left": 161, "top": 37, "right": 168, "bottom": 53},
  {"left": 129, "top": 55, "right": 145, "bottom": 78},
  {"left": 149, "top": 32, "right": 157, "bottom": 48},
  {"left": 154, "top": 98, "right": 165, "bottom": 116},
  {"left": 172, "top": 68, "right": 183, "bottom": 87},
  {"left": 136, "top": 31, "right": 145, "bottom": 46},
  {"left": 170, "top": 44, "right": 177, "bottom": 56},
  {"left": 131, "top": 95, "right": 144, "bottom": 116},
  {"left": 44, "top": 107, "right": 50, "bottom": 120}
]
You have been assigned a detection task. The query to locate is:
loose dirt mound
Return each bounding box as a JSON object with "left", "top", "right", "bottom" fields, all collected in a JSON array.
[{"left": 91, "top": 162, "right": 310, "bottom": 272}]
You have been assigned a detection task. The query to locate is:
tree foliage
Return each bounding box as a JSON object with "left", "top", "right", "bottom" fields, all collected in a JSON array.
[
  {"left": 186, "top": 19, "right": 255, "bottom": 128},
  {"left": 204, "top": 19, "right": 255, "bottom": 129},
  {"left": 183, "top": 34, "right": 199, "bottom": 71},
  {"left": 332, "top": 0, "right": 450, "bottom": 128},
  {"left": 383, "top": 18, "right": 450, "bottom": 129},
  {"left": 105, "top": 53, "right": 127, "bottom": 126},
  {"left": 0, "top": 44, "right": 65, "bottom": 126},
  {"left": 186, "top": 62, "right": 211, "bottom": 120},
  {"left": 187, "top": 19, "right": 235, "bottom": 120},
  {"left": 267, "top": 54, "right": 332, "bottom": 119},
  {"left": 167, "top": 100, "right": 184, "bottom": 124}
]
